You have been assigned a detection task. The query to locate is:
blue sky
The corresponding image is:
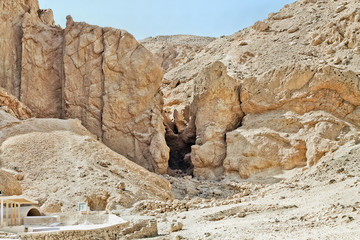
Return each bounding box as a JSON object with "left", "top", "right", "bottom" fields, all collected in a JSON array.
[{"left": 38, "top": 0, "right": 296, "bottom": 40}]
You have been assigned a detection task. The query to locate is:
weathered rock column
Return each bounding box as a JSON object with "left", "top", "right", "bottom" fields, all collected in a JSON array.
[
  {"left": 21, "top": 11, "right": 64, "bottom": 118},
  {"left": 190, "top": 61, "right": 243, "bottom": 178}
]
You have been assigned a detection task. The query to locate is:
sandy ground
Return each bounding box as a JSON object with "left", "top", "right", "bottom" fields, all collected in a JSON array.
[{"left": 120, "top": 142, "right": 360, "bottom": 240}]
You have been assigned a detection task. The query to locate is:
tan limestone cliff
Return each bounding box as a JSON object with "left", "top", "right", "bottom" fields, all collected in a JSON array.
[
  {"left": 157, "top": 0, "right": 360, "bottom": 178},
  {"left": 223, "top": 64, "right": 360, "bottom": 178},
  {"left": 63, "top": 17, "right": 105, "bottom": 139},
  {"left": 140, "top": 35, "right": 215, "bottom": 73},
  {"left": 224, "top": 110, "right": 359, "bottom": 178},
  {"left": 101, "top": 27, "right": 168, "bottom": 173},
  {"left": 21, "top": 11, "right": 64, "bottom": 118},
  {"left": 0, "top": 0, "right": 39, "bottom": 98},
  {"left": 64, "top": 17, "right": 169, "bottom": 173},
  {"left": 0, "top": 0, "right": 169, "bottom": 174}
]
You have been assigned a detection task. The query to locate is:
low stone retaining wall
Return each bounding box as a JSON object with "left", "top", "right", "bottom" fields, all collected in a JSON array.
[{"left": 19, "top": 221, "right": 130, "bottom": 240}]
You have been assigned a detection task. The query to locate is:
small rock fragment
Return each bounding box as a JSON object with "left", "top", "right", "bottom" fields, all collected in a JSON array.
[
  {"left": 170, "top": 221, "right": 183, "bottom": 233},
  {"left": 288, "top": 26, "right": 299, "bottom": 33},
  {"left": 335, "top": 5, "right": 346, "bottom": 13}
]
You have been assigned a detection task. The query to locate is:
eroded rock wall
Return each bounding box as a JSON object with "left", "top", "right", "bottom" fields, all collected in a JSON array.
[
  {"left": 21, "top": 11, "right": 64, "bottom": 118},
  {"left": 224, "top": 65, "right": 360, "bottom": 178},
  {"left": 0, "top": 0, "right": 39, "bottom": 98},
  {"left": 102, "top": 27, "right": 169, "bottom": 173},
  {"left": 64, "top": 17, "right": 104, "bottom": 138},
  {"left": 164, "top": 61, "right": 242, "bottom": 177},
  {"left": 140, "top": 35, "right": 215, "bottom": 73},
  {"left": 0, "top": 0, "right": 169, "bottom": 174},
  {"left": 224, "top": 110, "right": 359, "bottom": 178},
  {"left": 64, "top": 19, "right": 169, "bottom": 173},
  {"left": 190, "top": 62, "right": 243, "bottom": 178}
]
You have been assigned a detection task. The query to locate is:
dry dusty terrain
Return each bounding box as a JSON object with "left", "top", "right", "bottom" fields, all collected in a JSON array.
[{"left": 124, "top": 142, "right": 360, "bottom": 239}]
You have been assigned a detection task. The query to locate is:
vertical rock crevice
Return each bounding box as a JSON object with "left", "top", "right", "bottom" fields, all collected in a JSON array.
[{"left": 99, "top": 27, "right": 106, "bottom": 141}]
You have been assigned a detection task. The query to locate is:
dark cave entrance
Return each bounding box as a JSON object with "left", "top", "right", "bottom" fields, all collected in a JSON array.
[
  {"left": 164, "top": 113, "right": 196, "bottom": 175},
  {"left": 166, "top": 133, "right": 194, "bottom": 174}
]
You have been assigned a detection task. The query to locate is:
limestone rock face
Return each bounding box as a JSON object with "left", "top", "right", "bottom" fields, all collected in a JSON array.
[
  {"left": 224, "top": 111, "right": 358, "bottom": 178},
  {"left": 223, "top": 64, "right": 360, "bottom": 178},
  {"left": 189, "top": 62, "right": 243, "bottom": 178},
  {"left": 240, "top": 65, "right": 360, "bottom": 119},
  {"left": 0, "top": 0, "right": 169, "bottom": 174},
  {"left": 21, "top": 12, "right": 64, "bottom": 118},
  {"left": 64, "top": 18, "right": 104, "bottom": 138},
  {"left": 37, "top": 9, "right": 55, "bottom": 26},
  {"left": 0, "top": 170, "right": 22, "bottom": 196},
  {"left": 102, "top": 27, "right": 168, "bottom": 173},
  {"left": 156, "top": 0, "right": 360, "bottom": 178},
  {"left": 0, "top": 0, "right": 39, "bottom": 98},
  {"left": 64, "top": 18, "right": 169, "bottom": 173}
]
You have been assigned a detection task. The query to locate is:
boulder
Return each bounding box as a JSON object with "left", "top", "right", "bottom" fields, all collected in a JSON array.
[
  {"left": 0, "top": 87, "right": 32, "bottom": 120},
  {"left": 0, "top": 170, "right": 22, "bottom": 196}
]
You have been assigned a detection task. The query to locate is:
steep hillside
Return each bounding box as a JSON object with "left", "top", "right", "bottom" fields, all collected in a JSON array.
[
  {"left": 160, "top": 0, "right": 360, "bottom": 178},
  {"left": 0, "top": 88, "right": 173, "bottom": 212},
  {"left": 140, "top": 35, "right": 215, "bottom": 73}
]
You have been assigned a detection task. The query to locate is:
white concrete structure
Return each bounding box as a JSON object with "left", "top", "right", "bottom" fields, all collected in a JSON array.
[{"left": 0, "top": 196, "right": 39, "bottom": 227}]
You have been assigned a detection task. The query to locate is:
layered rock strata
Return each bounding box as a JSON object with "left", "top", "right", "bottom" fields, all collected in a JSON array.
[{"left": 154, "top": 0, "right": 360, "bottom": 178}]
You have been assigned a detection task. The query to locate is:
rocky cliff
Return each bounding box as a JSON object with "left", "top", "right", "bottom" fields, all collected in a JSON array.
[
  {"left": 0, "top": 0, "right": 169, "bottom": 173},
  {"left": 2, "top": 0, "right": 360, "bottom": 180},
  {"left": 0, "top": 0, "right": 39, "bottom": 99},
  {"left": 146, "top": 0, "right": 360, "bottom": 178}
]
